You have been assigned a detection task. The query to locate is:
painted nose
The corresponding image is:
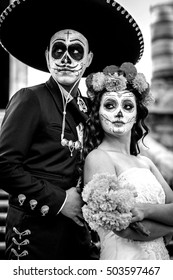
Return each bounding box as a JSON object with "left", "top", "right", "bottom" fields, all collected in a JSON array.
[
  {"left": 61, "top": 53, "right": 71, "bottom": 64},
  {"left": 116, "top": 110, "right": 123, "bottom": 118}
]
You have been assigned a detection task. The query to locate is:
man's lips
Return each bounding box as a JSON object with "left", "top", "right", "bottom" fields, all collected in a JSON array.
[
  {"left": 53, "top": 67, "right": 82, "bottom": 73},
  {"left": 59, "top": 68, "right": 74, "bottom": 72}
]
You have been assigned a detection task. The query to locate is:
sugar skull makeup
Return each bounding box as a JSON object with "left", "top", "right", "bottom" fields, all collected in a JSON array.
[
  {"left": 99, "top": 91, "right": 137, "bottom": 136},
  {"left": 46, "top": 29, "right": 93, "bottom": 86}
]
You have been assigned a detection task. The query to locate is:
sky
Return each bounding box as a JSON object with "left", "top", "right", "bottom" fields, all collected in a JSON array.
[{"left": 27, "top": 0, "right": 171, "bottom": 87}]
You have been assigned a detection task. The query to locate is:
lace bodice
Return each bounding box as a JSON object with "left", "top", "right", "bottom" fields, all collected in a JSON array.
[
  {"left": 98, "top": 167, "right": 170, "bottom": 260},
  {"left": 118, "top": 167, "right": 165, "bottom": 204}
]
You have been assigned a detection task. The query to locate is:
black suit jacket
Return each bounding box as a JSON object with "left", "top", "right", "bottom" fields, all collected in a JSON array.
[{"left": 0, "top": 77, "right": 97, "bottom": 259}]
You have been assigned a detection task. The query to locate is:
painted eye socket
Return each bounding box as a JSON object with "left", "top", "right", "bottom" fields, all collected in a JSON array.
[
  {"left": 123, "top": 102, "right": 134, "bottom": 111},
  {"left": 68, "top": 44, "right": 84, "bottom": 61},
  {"left": 104, "top": 102, "right": 115, "bottom": 110},
  {"left": 103, "top": 100, "right": 135, "bottom": 112},
  {"left": 51, "top": 42, "right": 84, "bottom": 61},
  {"left": 52, "top": 42, "right": 66, "bottom": 59}
]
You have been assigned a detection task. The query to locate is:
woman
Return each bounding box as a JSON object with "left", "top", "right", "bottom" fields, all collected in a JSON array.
[{"left": 82, "top": 63, "right": 173, "bottom": 259}]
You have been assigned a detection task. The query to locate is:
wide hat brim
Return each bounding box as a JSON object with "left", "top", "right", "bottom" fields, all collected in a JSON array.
[{"left": 0, "top": 0, "right": 144, "bottom": 76}]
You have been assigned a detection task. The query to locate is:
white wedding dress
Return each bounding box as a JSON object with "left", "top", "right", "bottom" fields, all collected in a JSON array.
[{"left": 97, "top": 167, "right": 170, "bottom": 260}]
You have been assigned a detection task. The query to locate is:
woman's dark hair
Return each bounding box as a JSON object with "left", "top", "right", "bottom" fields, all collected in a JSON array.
[{"left": 82, "top": 86, "right": 149, "bottom": 161}]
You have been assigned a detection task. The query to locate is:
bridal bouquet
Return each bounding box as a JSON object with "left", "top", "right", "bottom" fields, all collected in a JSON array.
[{"left": 82, "top": 173, "right": 150, "bottom": 236}]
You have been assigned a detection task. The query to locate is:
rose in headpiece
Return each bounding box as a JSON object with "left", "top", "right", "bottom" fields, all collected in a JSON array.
[
  {"left": 105, "top": 73, "right": 127, "bottom": 92},
  {"left": 119, "top": 62, "right": 137, "bottom": 81},
  {"left": 103, "top": 65, "right": 119, "bottom": 75}
]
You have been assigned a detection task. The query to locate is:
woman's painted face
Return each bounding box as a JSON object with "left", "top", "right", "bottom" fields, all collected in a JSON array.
[{"left": 99, "top": 90, "right": 137, "bottom": 136}]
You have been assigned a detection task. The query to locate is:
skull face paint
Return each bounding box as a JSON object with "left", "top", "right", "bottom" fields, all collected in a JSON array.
[
  {"left": 99, "top": 91, "right": 137, "bottom": 136},
  {"left": 46, "top": 29, "right": 93, "bottom": 86}
]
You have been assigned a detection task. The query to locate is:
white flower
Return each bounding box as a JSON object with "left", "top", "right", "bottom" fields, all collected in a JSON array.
[
  {"left": 92, "top": 72, "right": 105, "bottom": 91},
  {"left": 81, "top": 173, "right": 137, "bottom": 231},
  {"left": 105, "top": 74, "right": 127, "bottom": 92},
  {"left": 132, "top": 73, "right": 148, "bottom": 93}
]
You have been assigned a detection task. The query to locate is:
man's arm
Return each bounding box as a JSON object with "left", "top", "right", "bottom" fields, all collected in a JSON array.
[{"left": 0, "top": 89, "right": 66, "bottom": 216}]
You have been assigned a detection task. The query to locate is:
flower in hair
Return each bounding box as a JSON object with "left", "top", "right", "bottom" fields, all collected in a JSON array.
[
  {"left": 119, "top": 62, "right": 137, "bottom": 81},
  {"left": 132, "top": 73, "right": 148, "bottom": 93},
  {"left": 103, "top": 65, "right": 119, "bottom": 75},
  {"left": 92, "top": 72, "right": 105, "bottom": 91},
  {"left": 85, "top": 73, "right": 95, "bottom": 100},
  {"left": 85, "top": 62, "right": 152, "bottom": 107},
  {"left": 105, "top": 73, "right": 127, "bottom": 92}
]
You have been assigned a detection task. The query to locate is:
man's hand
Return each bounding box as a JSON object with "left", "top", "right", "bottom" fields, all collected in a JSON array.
[{"left": 61, "top": 187, "right": 84, "bottom": 226}]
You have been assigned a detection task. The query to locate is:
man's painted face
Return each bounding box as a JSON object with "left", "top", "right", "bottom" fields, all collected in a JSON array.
[
  {"left": 46, "top": 29, "right": 93, "bottom": 86},
  {"left": 99, "top": 91, "right": 137, "bottom": 136}
]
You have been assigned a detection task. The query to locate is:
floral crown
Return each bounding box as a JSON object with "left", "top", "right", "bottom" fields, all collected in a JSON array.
[{"left": 85, "top": 62, "right": 154, "bottom": 107}]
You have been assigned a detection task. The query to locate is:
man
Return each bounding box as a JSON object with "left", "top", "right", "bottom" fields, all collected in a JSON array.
[{"left": 0, "top": 0, "right": 143, "bottom": 259}]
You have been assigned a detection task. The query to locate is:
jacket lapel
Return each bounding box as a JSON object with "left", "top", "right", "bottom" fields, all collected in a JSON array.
[
  {"left": 45, "top": 77, "right": 89, "bottom": 139},
  {"left": 68, "top": 95, "right": 89, "bottom": 123}
]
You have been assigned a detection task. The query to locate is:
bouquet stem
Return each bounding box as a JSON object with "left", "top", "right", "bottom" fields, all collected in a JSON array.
[{"left": 130, "top": 221, "right": 151, "bottom": 237}]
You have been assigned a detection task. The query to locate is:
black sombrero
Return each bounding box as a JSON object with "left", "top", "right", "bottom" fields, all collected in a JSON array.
[{"left": 0, "top": 0, "right": 144, "bottom": 76}]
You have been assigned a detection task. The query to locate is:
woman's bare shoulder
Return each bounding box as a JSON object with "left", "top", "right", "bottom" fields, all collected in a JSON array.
[
  {"left": 138, "top": 154, "right": 156, "bottom": 169},
  {"left": 85, "top": 148, "right": 110, "bottom": 160},
  {"left": 85, "top": 149, "right": 114, "bottom": 166},
  {"left": 84, "top": 149, "right": 115, "bottom": 182}
]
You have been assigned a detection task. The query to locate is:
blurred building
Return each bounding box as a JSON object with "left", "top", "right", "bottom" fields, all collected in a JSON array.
[
  {"left": 139, "top": 3, "right": 173, "bottom": 256},
  {"left": 149, "top": 1, "right": 173, "bottom": 151}
]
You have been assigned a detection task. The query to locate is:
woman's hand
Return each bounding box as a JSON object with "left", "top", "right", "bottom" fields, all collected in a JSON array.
[
  {"left": 114, "top": 219, "right": 173, "bottom": 242},
  {"left": 131, "top": 203, "right": 150, "bottom": 223},
  {"left": 164, "top": 232, "right": 173, "bottom": 246}
]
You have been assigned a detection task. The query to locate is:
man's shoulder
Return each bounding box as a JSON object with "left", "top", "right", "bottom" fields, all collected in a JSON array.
[
  {"left": 8, "top": 82, "right": 50, "bottom": 110},
  {"left": 13, "top": 81, "right": 47, "bottom": 96}
]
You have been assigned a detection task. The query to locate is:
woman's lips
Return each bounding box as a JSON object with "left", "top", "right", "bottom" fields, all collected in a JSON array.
[{"left": 113, "top": 121, "right": 125, "bottom": 127}]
